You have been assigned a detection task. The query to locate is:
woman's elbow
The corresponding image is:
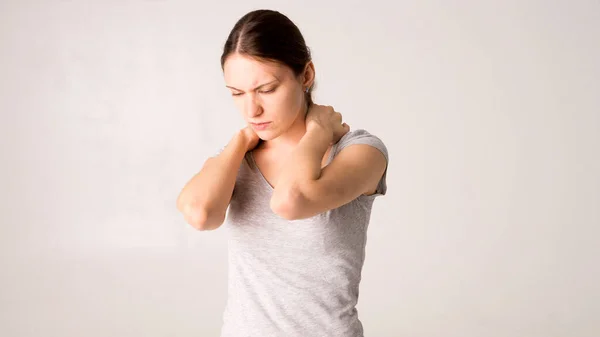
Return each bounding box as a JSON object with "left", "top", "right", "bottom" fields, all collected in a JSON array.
[
  {"left": 180, "top": 203, "right": 223, "bottom": 231},
  {"left": 270, "top": 189, "right": 306, "bottom": 221}
]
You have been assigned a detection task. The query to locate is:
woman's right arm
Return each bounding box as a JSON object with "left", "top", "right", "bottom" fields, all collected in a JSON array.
[{"left": 177, "top": 128, "right": 257, "bottom": 230}]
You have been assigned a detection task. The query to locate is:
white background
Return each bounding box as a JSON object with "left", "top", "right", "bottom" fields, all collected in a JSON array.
[{"left": 1, "top": 1, "right": 598, "bottom": 336}]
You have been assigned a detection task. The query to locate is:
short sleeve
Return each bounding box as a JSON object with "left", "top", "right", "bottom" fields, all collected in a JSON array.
[{"left": 333, "top": 129, "right": 388, "bottom": 197}]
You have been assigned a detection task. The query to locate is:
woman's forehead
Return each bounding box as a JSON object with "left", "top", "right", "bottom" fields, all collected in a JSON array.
[{"left": 223, "top": 54, "right": 292, "bottom": 87}]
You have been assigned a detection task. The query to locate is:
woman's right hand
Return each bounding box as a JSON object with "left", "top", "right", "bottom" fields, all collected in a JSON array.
[{"left": 240, "top": 125, "right": 260, "bottom": 151}]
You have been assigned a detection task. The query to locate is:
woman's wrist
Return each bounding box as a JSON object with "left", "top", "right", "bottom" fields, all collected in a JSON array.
[
  {"left": 305, "top": 121, "right": 334, "bottom": 145},
  {"left": 231, "top": 129, "right": 252, "bottom": 152}
]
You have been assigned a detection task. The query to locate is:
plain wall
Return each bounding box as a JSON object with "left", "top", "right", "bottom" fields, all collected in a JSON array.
[{"left": 1, "top": 0, "right": 598, "bottom": 336}]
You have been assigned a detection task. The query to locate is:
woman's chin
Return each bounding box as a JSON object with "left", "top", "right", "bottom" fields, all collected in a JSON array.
[
  {"left": 254, "top": 128, "right": 278, "bottom": 141},
  {"left": 257, "top": 132, "right": 275, "bottom": 141}
]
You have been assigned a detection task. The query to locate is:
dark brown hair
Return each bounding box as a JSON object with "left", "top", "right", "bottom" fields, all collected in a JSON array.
[{"left": 221, "top": 9, "right": 314, "bottom": 107}]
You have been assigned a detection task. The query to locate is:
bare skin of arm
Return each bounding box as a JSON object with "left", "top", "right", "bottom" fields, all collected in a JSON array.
[
  {"left": 177, "top": 127, "right": 258, "bottom": 230},
  {"left": 271, "top": 104, "right": 386, "bottom": 220}
]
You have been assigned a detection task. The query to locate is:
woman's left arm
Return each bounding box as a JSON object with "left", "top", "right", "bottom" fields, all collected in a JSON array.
[{"left": 271, "top": 112, "right": 386, "bottom": 220}]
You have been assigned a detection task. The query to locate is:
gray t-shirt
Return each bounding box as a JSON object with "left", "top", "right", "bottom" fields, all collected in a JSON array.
[{"left": 219, "top": 129, "right": 388, "bottom": 337}]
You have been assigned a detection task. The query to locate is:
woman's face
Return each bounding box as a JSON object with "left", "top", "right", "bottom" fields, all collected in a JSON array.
[{"left": 223, "top": 53, "right": 307, "bottom": 140}]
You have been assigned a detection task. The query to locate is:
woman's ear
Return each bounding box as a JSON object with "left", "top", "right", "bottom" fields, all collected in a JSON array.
[{"left": 302, "top": 61, "right": 315, "bottom": 89}]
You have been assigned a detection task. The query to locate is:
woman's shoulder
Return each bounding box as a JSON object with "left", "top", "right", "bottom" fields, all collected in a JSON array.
[{"left": 334, "top": 128, "right": 388, "bottom": 162}]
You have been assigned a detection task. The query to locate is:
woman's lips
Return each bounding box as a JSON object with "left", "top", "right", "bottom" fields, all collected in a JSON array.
[{"left": 251, "top": 122, "right": 271, "bottom": 130}]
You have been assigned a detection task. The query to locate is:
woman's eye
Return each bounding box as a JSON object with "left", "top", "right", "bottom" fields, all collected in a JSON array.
[
  {"left": 231, "top": 88, "right": 275, "bottom": 96},
  {"left": 259, "top": 88, "right": 275, "bottom": 94}
]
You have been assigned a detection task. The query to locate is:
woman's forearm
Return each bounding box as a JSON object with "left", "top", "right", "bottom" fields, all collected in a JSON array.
[
  {"left": 177, "top": 131, "right": 249, "bottom": 230},
  {"left": 271, "top": 124, "right": 331, "bottom": 211}
]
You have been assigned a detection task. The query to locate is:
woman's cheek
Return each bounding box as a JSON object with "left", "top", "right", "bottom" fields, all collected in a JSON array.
[
  {"left": 281, "top": 88, "right": 302, "bottom": 111},
  {"left": 234, "top": 98, "right": 243, "bottom": 111}
]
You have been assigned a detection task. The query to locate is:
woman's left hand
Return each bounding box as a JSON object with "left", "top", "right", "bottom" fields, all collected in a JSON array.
[{"left": 305, "top": 104, "right": 350, "bottom": 144}]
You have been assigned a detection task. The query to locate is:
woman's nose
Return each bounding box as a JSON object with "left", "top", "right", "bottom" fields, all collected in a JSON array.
[{"left": 244, "top": 95, "right": 262, "bottom": 117}]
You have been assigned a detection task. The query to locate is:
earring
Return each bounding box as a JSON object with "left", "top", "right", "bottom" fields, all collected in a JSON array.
[{"left": 305, "top": 87, "right": 309, "bottom": 93}]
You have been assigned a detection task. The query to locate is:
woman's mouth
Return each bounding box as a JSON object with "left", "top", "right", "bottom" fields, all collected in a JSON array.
[{"left": 251, "top": 122, "right": 271, "bottom": 130}]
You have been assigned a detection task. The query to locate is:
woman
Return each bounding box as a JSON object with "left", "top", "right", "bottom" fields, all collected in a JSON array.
[{"left": 177, "top": 9, "right": 389, "bottom": 337}]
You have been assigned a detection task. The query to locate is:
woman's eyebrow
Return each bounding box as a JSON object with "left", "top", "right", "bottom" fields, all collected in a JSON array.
[{"left": 226, "top": 79, "right": 279, "bottom": 92}]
